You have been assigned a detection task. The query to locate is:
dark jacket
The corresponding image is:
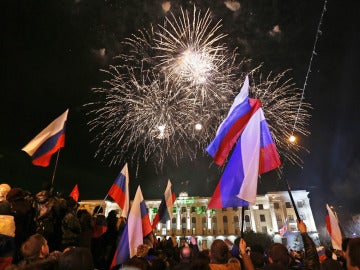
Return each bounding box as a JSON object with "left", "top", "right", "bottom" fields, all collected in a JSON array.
[{"left": 301, "top": 233, "right": 320, "bottom": 270}]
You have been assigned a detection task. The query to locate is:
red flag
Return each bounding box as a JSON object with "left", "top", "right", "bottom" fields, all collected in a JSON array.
[{"left": 69, "top": 184, "right": 79, "bottom": 202}]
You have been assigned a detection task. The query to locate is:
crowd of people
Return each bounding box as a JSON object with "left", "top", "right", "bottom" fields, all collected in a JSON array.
[{"left": 1, "top": 182, "right": 360, "bottom": 270}]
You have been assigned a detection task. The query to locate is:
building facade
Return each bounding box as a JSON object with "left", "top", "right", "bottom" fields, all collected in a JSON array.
[{"left": 80, "top": 190, "right": 319, "bottom": 249}]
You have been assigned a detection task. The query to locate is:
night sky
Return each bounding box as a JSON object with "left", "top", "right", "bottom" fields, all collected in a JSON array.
[{"left": 1, "top": 0, "right": 360, "bottom": 233}]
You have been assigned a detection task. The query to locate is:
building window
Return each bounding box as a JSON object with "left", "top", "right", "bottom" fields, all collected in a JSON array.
[
  {"left": 191, "top": 207, "right": 196, "bottom": 213},
  {"left": 299, "top": 213, "right": 306, "bottom": 220},
  {"left": 173, "top": 207, "right": 177, "bottom": 213},
  {"left": 192, "top": 217, "right": 196, "bottom": 234},
  {"left": 288, "top": 215, "right": 295, "bottom": 223},
  {"left": 202, "top": 217, "right": 207, "bottom": 225},
  {"left": 297, "top": 201, "right": 304, "bottom": 208},
  {"left": 243, "top": 206, "right": 249, "bottom": 210},
  {"left": 162, "top": 228, "right": 167, "bottom": 235},
  {"left": 245, "top": 215, "right": 250, "bottom": 222},
  {"left": 223, "top": 216, "right": 228, "bottom": 234},
  {"left": 181, "top": 207, "right": 187, "bottom": 213},
  {"left": 274, "top": 202, "right": 280, "bottom": 209},
  {"left": 222, "top": 208, "right": 227, "bottom": 212},
  {"left": 202, "top": 217, "right": 207, "bottom": 234},
  {"left": 258, "top": 204, "right": 264, "bottom": 210},
  {"left": 181, "top": 217, "right": 187, "bottom": 229},
  {"left": 232, "top": 207, "right": 238, "bottom": 211},
  {"left": 261, "top": 226, "right": 267, "bottom": 233},
  {"left": 285, "top": 202, "right": 292, "bottom": 208},
  {"left": 260, "top": 214, "right": 266, "bottom": 222},
  {"left": 212, "top": 217, "right": 217, "bottom": 232},
  {"left": 172, "top": 217, "right": 177, "bottom": 229},
  {"left": 276, "top": 214, "right": 282, "bottom": 221},
  {"left": 192, "top": 217, "right": 196, "bottom": 225},
  {"left": 234, "top": 216, "right": 239, "bottom": 225}
]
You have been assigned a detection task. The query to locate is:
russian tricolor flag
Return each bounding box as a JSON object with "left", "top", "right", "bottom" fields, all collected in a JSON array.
[
  {"left": 152, "top": 180, "right": 176, "bottom": 229},
  {"left": 207, "top": 77, "right": 281, "bottom": 208},
  {"left": 206, "top": 77, "right": 261, "bottom": 166},
  {"left": 22, "top": 109, "right": 69, "bottom": 167},
  {"left": 108, "top": 163, "right": 129, "bottom": 218},
  {"left": 111, "top": 186, "right": 152, "bottom": 268}
]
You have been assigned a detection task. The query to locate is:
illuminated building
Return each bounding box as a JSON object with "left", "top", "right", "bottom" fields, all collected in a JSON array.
[{"left": 79, "top": 190, "right": 319, "bottom": 249}]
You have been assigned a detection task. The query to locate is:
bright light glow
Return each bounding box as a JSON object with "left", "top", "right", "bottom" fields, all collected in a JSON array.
[
  {"left": 176, "top": 49, "right": 212, "bottom": 84},
  {"left": 157, "top": 124, "right": 166, "bottom": 139},
  {"left": 289, "top": 135, "right": 296, "bottom": 143},
  {"left": 195, "top": 123, "right": 202, "bottom": 130}
]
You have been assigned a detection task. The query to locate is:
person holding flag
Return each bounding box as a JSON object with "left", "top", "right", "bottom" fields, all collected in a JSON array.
[{"left": 110, "top": 186, "right": 152, "bottom": 269}]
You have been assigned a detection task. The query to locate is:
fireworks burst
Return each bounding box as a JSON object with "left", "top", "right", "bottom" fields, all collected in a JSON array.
[
  {"left": 85, "top": 5, "right": 311, "bottom": 170},
  {"left": 86, "top": 66, "right": 228, "bottom": 167},
  {"left": 86, "top": 6, "right": 243, "bottom": 168},
  {"left": 154, "top": 6, "right": 237, "bottom": 103}
]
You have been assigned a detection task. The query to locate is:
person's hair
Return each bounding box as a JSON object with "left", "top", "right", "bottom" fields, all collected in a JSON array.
[
  {"left": 136, "top": 244, "right": 150, "bottom": 258},
  {"left": 228, "top": 257, "right": 241, "bottom": 266},
  {"left": 151, "top": 258, "right": 167, "bottom": 270},
  {"left": 347, "top": 238, "right": 360, "bottom": 267},
  {"left": 21, "top": 234, "right": 47, "bottom": 260},
  {"left": 268, "top": 243, "right": 290, "bottom": 267},
  {"left": 126, "top": 256, "right": 150, "bottom": 270},
  {"left": 58, "top": 247, "right": 94, "bottom": 270},
  {"left": 210, "top": 239, "right": 229, "bottom": 264}
]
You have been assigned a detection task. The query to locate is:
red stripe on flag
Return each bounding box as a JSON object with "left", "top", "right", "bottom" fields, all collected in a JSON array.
[
  {"left": 32, "top": 134, "right": 65, "bottom": 167},
  {"left": 213, "top": 99, "right": 261, "bottom": 166},
  {"left": 208, "top": 182, "right": 223, "bottom": 209},
  {"left": 326, "top": 214, "right": 332, "bottom": 235},
  {"left": 108, "top": 184, "right": 126, "bottom": 207}
]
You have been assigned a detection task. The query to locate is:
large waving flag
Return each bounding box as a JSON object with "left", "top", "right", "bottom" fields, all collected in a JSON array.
[
  {"left": 111, "top": 186, "right": 152, "bottom": 268},
  {"left": 326, "top": 204, "right": 342, "bottom": 250},
  {"left": 207, "top": 77, "right": 281, "bottom": 208},
  {"left": 108, "top": 163, "right": 130, "bottom": 218},
  {"left": 22, "top": 109, "right": 69, "bottom": 167},
  {"left": 206, "top": 77, "right": 261, "bottom": 166},
  {"left": 152, "top": 180, "right": 176, "bottom": 229}
]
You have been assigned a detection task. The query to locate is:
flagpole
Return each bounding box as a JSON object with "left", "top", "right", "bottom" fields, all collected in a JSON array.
[
  {"left": 240, "top": 206, "right": 245, "bottom": 238},
  {"left": 51, "top": 149, "right": 61, "bottom": 189},
  {"left": 283, "top": 176, "right": 301, "bottom": 221},
  {"left": 96, "top": 194, "right": 109, "bottom": 215}
]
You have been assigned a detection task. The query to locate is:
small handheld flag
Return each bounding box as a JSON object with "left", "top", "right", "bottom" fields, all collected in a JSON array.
[
  {"left": 152, "top": 180, "right": 176, "bottom": 229},
  {"left": 279, "top": 218, "right": 288, "bottom": 236},
  {"left": 111, "top": 186, "right": 151, "bottom": 268},
  {"left": 326, "top": 204, "right": 342, "bottom": 250},
  {"left": 69, "top": 184, "right": 79, "bottom": 202},
  {"left": 22, "top": 109, "right": 69, "bottom": 167},
  {"left": 107, "top": 163, "right": 130, "bottom": 218}
]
